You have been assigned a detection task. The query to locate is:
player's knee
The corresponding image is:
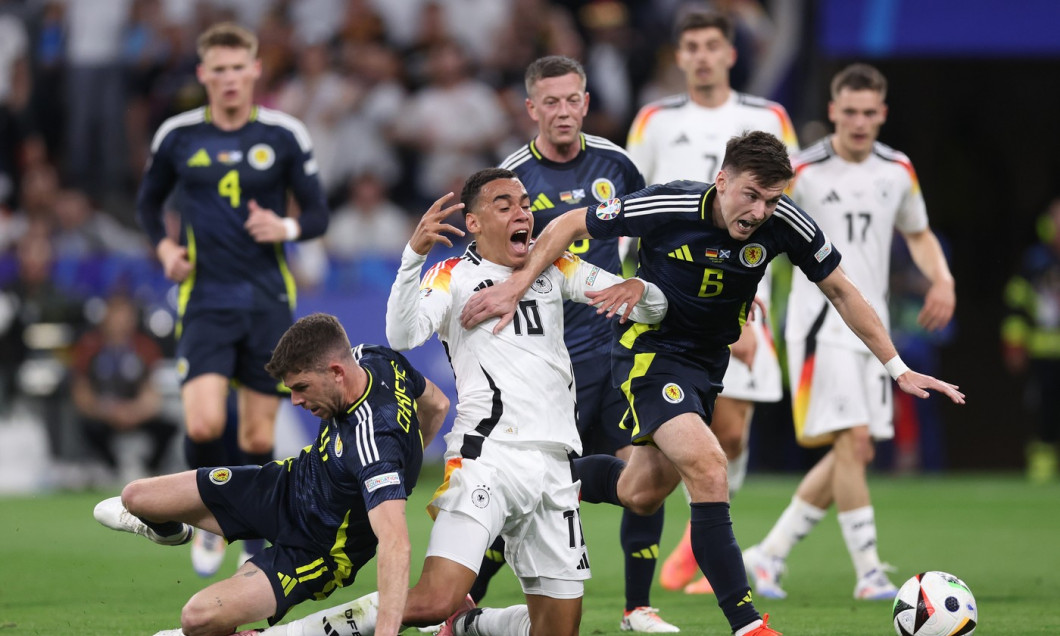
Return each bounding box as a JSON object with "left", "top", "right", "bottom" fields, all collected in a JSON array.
[
  {"left": 403, "top": 586, "right": 464, "bottom": 625},
  {"left": 624, "top": 488, "right": 665, "bottom": 516},
  {"left": 237, "top": 426, "right": 275, "bottom": 455},
  {"left": 120, "top": 479, "right": 153, "bottom": 517},
  {"left": 180, "top": 595, "right": 228, "bottom": 636},
  {"left": 836, "top": 428, "right": 874, "bottom": 465},
  {"left": 184, "top": 412, "right": 224, "bottom": 442}
]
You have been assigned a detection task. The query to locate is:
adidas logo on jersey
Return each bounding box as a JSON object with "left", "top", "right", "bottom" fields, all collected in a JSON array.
[
  {"left": 531, "top": 193, "right": 554, "bottom": 211},
  {"left": 822, "top": 189, "right": 840, "bottom": 204},
  {"left": 187, "top": 148, "right": 211, "bottom": 167},
  {"left": 667, "top": 245, "right": 694, "bottom": 261},
  {"left": 672, "top": 133, "right": 691, "bottom": 145}
]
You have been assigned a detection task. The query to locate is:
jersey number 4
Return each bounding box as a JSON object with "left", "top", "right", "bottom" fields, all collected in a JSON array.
[{"left": 218, "top": 169, "right": 241, "bottom": 208}]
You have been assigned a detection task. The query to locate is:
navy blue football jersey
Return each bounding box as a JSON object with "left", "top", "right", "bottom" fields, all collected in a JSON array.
[
  {"left": 585, "top": 180, "right": 842, "bottom": 354},
  {"left": 137, "top": 106, "right": 329, "bottom": 312},
  {"left": 284, "top": 344, "right": 427, "bottom": 550},
  {"left": 499, "top": 133, "right": 645, "bottom": 359}
]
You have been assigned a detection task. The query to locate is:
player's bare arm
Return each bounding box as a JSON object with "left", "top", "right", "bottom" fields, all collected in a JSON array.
[
  {"left": 460, "top": 206, "right": 590, "bottom": 332},
  {"left": 902, "top": 228, "right": 956, "bottom": 331},
  {"left": 156, "top": 237, "right": 193, "bottom": 282},
  {"left": 817, "top": 267, "right": 965, "bottom": 404},
  {"left": 367, "top": 499, "right": 411, "bottom": 636},
  {"left": 414, "top": 378, "right": 450, "bottom": 446},
  {"left": 409, "top": 192, "right": 466, "bottom": 255}
]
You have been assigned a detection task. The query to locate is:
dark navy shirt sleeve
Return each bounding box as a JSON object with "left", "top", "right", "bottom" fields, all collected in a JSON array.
[
  {"left": 354, "top": 454, "right": 409, "bottom": 512},
  {"left": 585, "top": 181, "right": 707, "bottom": 241},
  {"left": 282, "top": 127, "right": 329, "bottom": 241},
  {"left": 773, "top": 195, "right": 842, "bottom": 282},
  {"left": 136, "top": 131, "right": 179, "bottom": 247}
]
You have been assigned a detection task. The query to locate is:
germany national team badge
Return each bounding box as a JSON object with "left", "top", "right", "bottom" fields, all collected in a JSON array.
[
  {"left": 472, "top": 484, "right": 491, "bottom": 508},
  {"left": 592, "top": 178, "right": 615, "bottom": 202},
  {"left": 596, "top": 198, "right": 621, "bottom": 220},
  {"left": 209, "top": 468, "right": 232, "bottom": 485},
  {"left": 531, "top": 276, "right": 553, "bottom": 294},
  {"left": 662, "top": 383, "right": 685, "bottom": 404},
  {"left": 334, "top": 433, "right": 344, "bottom": 458},
  {"left": 248, "top": 143, "right": 275, "bottom": 170},
  {"left": 739, "top": 243, "right": 767, "bottom": 268}
]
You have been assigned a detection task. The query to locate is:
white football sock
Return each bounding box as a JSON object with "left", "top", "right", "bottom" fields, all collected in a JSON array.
[
  {"left": 838, "top": 505, "right": 881, "bottom": 578},
  {"left": 258, "top": 592, "right": 379, "bottom": 636},
  {"left": 759, "top": 496, "right": 826, "bottom": 560},
  {"left": 727, "top": 445, "right": 750, "bottom": 495},
  {"left": 455, "top": 606, "right": 531, "bottom": 636}
]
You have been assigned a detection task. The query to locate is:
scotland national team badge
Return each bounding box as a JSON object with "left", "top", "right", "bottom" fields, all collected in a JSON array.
[
  {"left": 596, "top": 198, "right": 621, "bottom": 220},
  {"left": 592, "top": 178, "right": 616, "bottom": 202},
  {"left": 531, "top": 276, "right": 553, "bottom": 294},
  {"left": 334, "top": 433, "right": 344, "bottom": 457},
  {"left": 662, "top": 383, "right": 685, "bottom": 404},
  {"left": 176, "top": 357, "right": 189, "bottom": 381},
  {"left": 739, "top": 243, "right": 767, "bottom": 268},
  {"left": 209, "top": 468, "right": 232, "bottom": 485},
  {"left": 248, "top": 143, "right": 275, "bottom": 170},
  {"left": 472, "top": 485, "right": 491, "bottom": 508}
]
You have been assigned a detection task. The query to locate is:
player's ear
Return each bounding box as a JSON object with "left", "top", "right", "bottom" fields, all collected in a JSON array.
[
  {"left": 525, "top": 96, "right": 538, "bottom": 122},
  {"left": 827, "top": 100, "right": 837, "bottom": 124},
  {"left": 879, "top": 102, "right": 888, "bottom": 125},
  {"left": 465, "top": 211, "right": 481, "bottom": 234}
]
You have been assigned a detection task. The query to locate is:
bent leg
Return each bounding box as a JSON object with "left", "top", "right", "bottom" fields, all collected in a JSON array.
[
  {"left": 181, "top": 561, "right": 277, "bottom": 636},
  {"left": 526, "top": 595, "right": 580, "bottom": 636},
  {"left": 121, "top": 470, "right": 221, "bottom": 533}
]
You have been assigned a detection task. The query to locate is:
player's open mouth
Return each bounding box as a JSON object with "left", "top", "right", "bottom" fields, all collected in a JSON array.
[
  {"left": 738, "top": 220, "right": 755, "bottom": 231},
  {"left": 510, "top": 230, "right": 529, "bottom": 254}
]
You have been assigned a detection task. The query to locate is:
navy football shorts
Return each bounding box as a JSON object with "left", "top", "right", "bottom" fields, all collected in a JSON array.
[
  {"left": 612, "top": 347, "right": 729, "bottom": 444},
  {"left": 573, "top": 351, "right": 634, "bottom": 455},
  {"left": 177, "top": 305, "right": 291, "bottom": 396},
  {"left": 196, "top": 463, "right": 377, "bottom": 623}
]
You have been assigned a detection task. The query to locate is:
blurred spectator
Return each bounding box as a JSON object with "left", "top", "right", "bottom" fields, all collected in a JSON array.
[
  {"left": 0, "top": 0, "right": 30, "bottom": 209},
  {"left": 28, "top": 1, "right": 64, "bottom": 160},
  {"left": 70, "top": 292, "right": 177, "bottom": 478},
  {"left": 1002, "top": 198, "right": 1060, "bottom": 483},
  {"left": 328, "top": 43, "right": 405, "bottom": 193},
  {"left": 393, "top": 38, "right": 509, "bottom": 207},
  {"left": 122, "top": 0, "right": 172, "bottom": 179},
  {"left": 275, "top": 37, "right": 358, "bottom": 193},
  {"left": 51, "top": 189, "right": 148, "bottom": 258},
  {"left": 324, "top": 171, "right": 412, "bottom": 259},
  {"left": 63, "top": 0, "right": 134, "bottom": 200}
]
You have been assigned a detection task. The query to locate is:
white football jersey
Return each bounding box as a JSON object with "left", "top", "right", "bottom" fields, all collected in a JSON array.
[
  {"left": 626, "top": 90, "right": 799, "bottom": 185},
  {"left": 386, "top": 243, "right": 667, "bottom": 457},
  {"left": 785, "top": 138, "right": 929, "bottom": 351}
]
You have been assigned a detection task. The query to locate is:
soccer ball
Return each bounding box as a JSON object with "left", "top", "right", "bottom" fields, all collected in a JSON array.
[{"left": 892, "top": 571, "right": 977, "bottom": 636}]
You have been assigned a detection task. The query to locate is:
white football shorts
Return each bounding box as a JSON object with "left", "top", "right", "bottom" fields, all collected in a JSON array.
[
  {"left": 786, "top": 339, "right": 893, "bottom": 446},
  {"left": 720, "top": 318, "right": 783, "bottom": 402}
]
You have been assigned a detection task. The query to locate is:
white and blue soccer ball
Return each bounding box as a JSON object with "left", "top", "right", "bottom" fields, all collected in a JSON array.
[{"left": 892, "top": 571, "right": 977, "bottom": 636}]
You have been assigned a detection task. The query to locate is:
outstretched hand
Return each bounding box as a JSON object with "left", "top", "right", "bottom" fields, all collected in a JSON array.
[
  {"left": 585, "top": 278, "right": 645, "bottom": 323},
  {"left": 895, "top": 370, "right": 965, "bottom": 404},
  {"left": 918, "top": 280, "right": 955, "bottom": 331},
  {"left": 410, "top": 192, "right": 465, "bottom": 255},
  {"left": 460, "top": 282, "right": 519, "bottom": 334}
]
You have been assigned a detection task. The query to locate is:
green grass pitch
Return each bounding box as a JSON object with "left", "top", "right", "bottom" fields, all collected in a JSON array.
[{"left": 1, "top": 471, "right": 1058, "bottom": 634}]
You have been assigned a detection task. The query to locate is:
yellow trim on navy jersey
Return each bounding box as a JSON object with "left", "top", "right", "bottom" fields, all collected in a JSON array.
[
  {"left": 275, "top": 243, "right": 298, "bottom": 310},
  {"left": 175, "top": 225, "right": 197, "bottom": 339},
  {"left": 700, "top": 185, "right": 716, "bottom": 221},
  {"left": 529, "top": 133, "right": 586, "bottom": 160},
  {"left": 619, "top": 352, "right": 656, "bottom": 441},
  {"left": 618, "top": 322, "right": 660, "bottom": 350},
  {"left": 346, "top": 369, "right": 374, "bottom": 414},
  {"left": 249, "top": 105, "right": 259, "bottom": 122}
]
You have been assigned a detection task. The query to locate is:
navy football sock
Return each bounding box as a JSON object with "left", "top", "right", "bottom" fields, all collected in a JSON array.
[
  {"left": 183, "top": 435, "right": 228, "bottom": 469},
  {"left": 470, "top": 536, "right": 507, "bottom": 603},
  {"left": 241, "top": 449, "right": 273, "bottom": 466},
  {"left": 574, "top": 454, "right": 625, "bottom": 505},
  {"left": 689, "top": 502, "right": 760, "bottom": 632},
  {"left": 142, "top": 518, "right": 189, "bottom": 539},
  {"left": 621, "top": 503, "right": 665, "bottom": 610}
]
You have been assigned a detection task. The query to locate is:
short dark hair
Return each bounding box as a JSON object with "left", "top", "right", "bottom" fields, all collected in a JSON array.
[
  {"left": 460, "top": 168, "right": 519, "bottom": 216},
  {"left": 830, "top": 63, "right": 888, "bottom": 100},
  {"left": 674, "top": 10, "right": 733, "bottom": 44},
  {"left": 721, "top": 131, "right": 795, "bottom": 187},
  {"left": 197, "top": 22, "right": 258, "bottom": 60},
  {"left": 265, "top": 313, "right": 352, "bottom": 379},
  {"left": 524, "top": 55, "right": 586, "bottom": 96}
]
